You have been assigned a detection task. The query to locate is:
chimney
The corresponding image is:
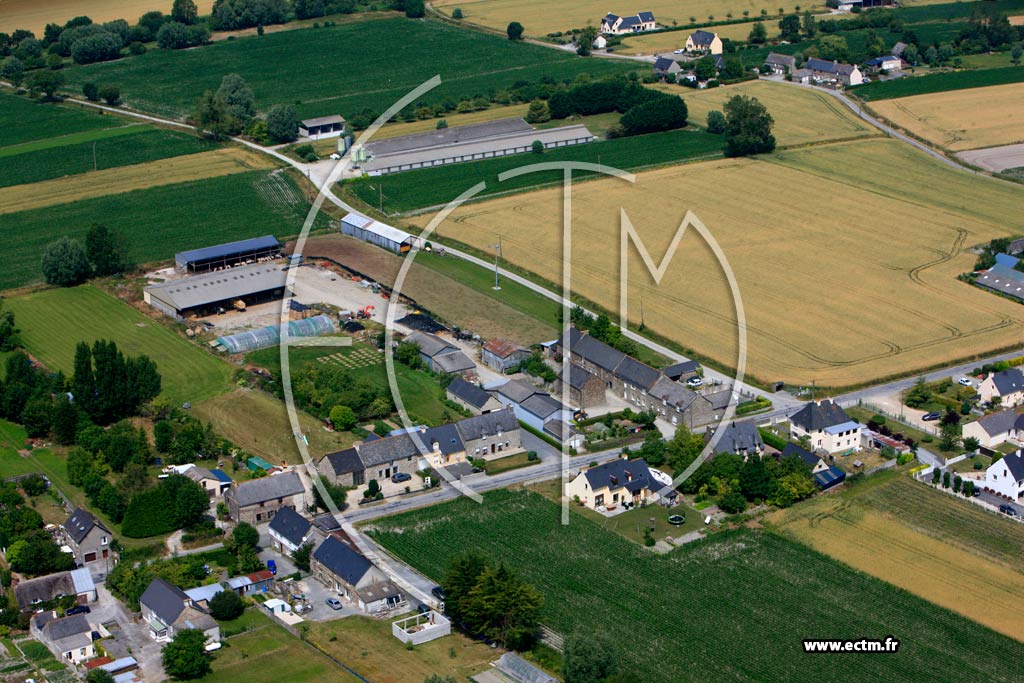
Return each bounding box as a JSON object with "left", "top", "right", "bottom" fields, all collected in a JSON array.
[{"left": 420, "top": 425, "right": 427, "bottom": 434}]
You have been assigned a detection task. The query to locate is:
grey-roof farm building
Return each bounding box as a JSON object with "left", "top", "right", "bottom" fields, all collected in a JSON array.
[
  {"left": 144, "top": 263, "right": 289, "bottom": 319},
  {"left": 340, "top": 212, "right": 423, "bottom": 254},
  {"left": 175, "top": 235, "right": 281, "bottom": 273}
]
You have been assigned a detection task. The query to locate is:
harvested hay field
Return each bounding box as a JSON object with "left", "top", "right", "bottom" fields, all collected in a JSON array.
[
  {"left": 658, "top": 80, "right": 878, "bottom": 146},
  {"left": 298, "top": 235, "right": 559, "bottom": 344},
  {"left": 3, "top": 0, "right": 214, "bottom": 36},
  {"left": 0, "top": 146, "right": 275, "bottom": 213},
  {"left": 766, "top": 474, "right": 1024, "bottom": 641},
  {"left": 433, "top": 0, "right": 814, "bottom": 36},
  {"left": 192, "top": 388, "right": 357, "bottom": 464},
  {"left": 414, "top": 138, "right": 1024, "bottom": 388},
  {"left": 870, "top": 82, "right": 1024, "bottom": 151}
]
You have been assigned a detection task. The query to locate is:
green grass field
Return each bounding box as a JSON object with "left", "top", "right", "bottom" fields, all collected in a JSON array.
[
  {"left": 854, "top": 66, "right": 1024, "bottom": 100},
  {"left": 0, "top": 92, "right": 119, "bottom": 148},
  {"left": 0, "top": 169, "right": 323, "bottom": 290},
  {"left": 367, "top": 488, "right": 1024, "bottom": 683},
  {"left": 6, "top": 285, "right": 233, "bottom": 405},
  {"left": 346, "top": 128, "right": 723, "bottom": 214},
  {"left": 1, "top": 127, "right": 218, "bottom": 188},
  {"left": 61, "top": 18, "right": 636, "bottom": 120}
]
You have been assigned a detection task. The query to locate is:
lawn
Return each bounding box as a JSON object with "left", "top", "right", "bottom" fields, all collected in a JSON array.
[
  {"left": 1, "top": 126, "right": 219, "bottom": 188},
  {"left": 664, "top": 79, "right": 878, "bottom": 147},
  {"left": 309, "top": 614, "right": 498, "bottom": 683},
  {"left": 0, "top": 169, "right": 324, "bottom": 291},
  {"left": 366, "top": 487, "right": 1024, "bottom": 682},
  {"left": 416, "top": 137, "right": 1024, "bottom": 389},
  {"left": 345, "top": 128, "right": 723, "bottom": 214},
  {"left": 766, "top": 473, "right": 1024, "bottom": 640},
  {"left": 853, "top": 65, "right": 1024, "bottom": 100},
  {"left": 616, "top": 20, "right": 783, "bottom": 54},
  {"left": 5, "top": 285, "right": 234, "bottom": 405},
  {"left": 201, "top": 610, "right": 362, "bottom": 683},
  {"left": 60, "top": 18, "right": 636, "bottom": 120},
  {"left": 869, "top": 82, "right": 1024, "bottom": 151},
  {"left": 0, "top": 92, "right": 119, "bottom": 148}
]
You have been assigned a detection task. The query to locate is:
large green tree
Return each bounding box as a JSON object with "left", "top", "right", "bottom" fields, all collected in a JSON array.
[
  {"left": 209, "top": 588, "right": 244, "bottom": 620},
  {"left": 41, "top": 237, "right": 91, "bottom": 287},
  {"left": 265, "top": 104, "right": 298, "bottom": 143},
  {"left": 723, "top": 94, "right": 776, "bottom": 157},
  {"left": 215, "top": 73, "right": 256, "bottom": 128},
  {"left": 85, "top": 223, "right": 130, "bottom": 276},
  {"left": 563, "top": 631, "right": 618, "bottom": 683},
  {"left": 171, "top": 0, "right": 198, "bottom": 24},
  {"left": 162, "top": 629, "right": 210, "bottom": 679},
  {"left": 506, "top": 21, "right": 524, "bottom": 40}
]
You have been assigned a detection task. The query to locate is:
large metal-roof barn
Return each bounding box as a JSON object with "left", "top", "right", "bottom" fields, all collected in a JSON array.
[
  {"left": 175, "top": 236, "right": 281, "bottom": 273},
  {"left": 144, "top": 263, "right": 289, "bottom": 319},
  {"left": 340, "top": 212, "right": 422, "bottom": 254}
]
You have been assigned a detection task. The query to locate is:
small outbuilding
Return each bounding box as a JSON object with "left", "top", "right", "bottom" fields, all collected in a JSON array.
[
  {"left": 175, "top": 236, "right": 281, "bottom": 274},
  {"left": 340, "top": 212, "right": 422, "bottom": 254},
  {"left": 299, "top": 115, "right": 346, "bottom": 139}
]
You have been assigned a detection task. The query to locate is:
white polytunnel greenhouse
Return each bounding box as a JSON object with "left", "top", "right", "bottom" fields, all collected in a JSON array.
[{"left": 215, "top": 314, "right": 337, "bottom": 353}]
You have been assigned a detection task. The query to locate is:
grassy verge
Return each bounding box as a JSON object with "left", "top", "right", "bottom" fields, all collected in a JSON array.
[{"left": 482, "top": 450, "right": 537, "bottom": 475}]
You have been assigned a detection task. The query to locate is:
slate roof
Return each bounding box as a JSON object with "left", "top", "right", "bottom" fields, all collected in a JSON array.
[
  {"left": 432, "top": 350, "right": 476, "bottom": 374},
  {"left": 989, "top": 369, "right": 1024, "bottom": 396},
  {"left": 543, "top": 419, "right": 578, "bottom": 441},
  {"left": 582, "top": 458, "right": 658, "bottom": 495},
  {"left": 690, "top": 29, "right": 717, "bottom": 46},
  {"left": 559, "top": 364, "right": 597, "bottom": 391},
  {"left": 653, "top": 57, "right": 677, "bottom": 72},
  {"left": 268, "top": 506, "right": 313, "bottom": 547},
  {"left": 764, "top": 52, "right": 796, "bottom": 68},
  {"left": 228, "top": 471, "right": 304, "bottom": 507},
  {"left": 183, "top": 466, "right": 216, "bottom": 483},
  {"left": 1000, "top": 451, "right": 1024, "bottom": 481},
  {"left": 455, "top": 408, "right": 519, "bottom": 441},
  {"left": 648, "top": 376, "right": 698, "bottom": 410},
  {"left": 313, "top": 536, "right": 373, "bottom": 585},
  {"left": 891, "top": 41, "right": 908, "bottom": 56},
  {"left": 357, "top": 433, "right": 419, "bottom": 467},
  {"left": 972, "top": 410, "right": 1024, "bottom": 437},
  {"left": 804, "top": 57, "right": 857, "bottom": 76},
  {"left": 713, "top": 422, "right": 763, "bottom": 454},
  {"left": 322, "top": 447, "right": 363, "bottom": 475},
  {"left": 64, "top": 507, "right": 109, "bottom": 544},
  {"left": 496, "top": 379, "right": 543, "bottom": 404},
  {"left": 42, "top": 613, "right": 91, "bottom": 642},
  {"left": 637, "top": 10, "right": 655, "bottom": 22},
  {"left": 447, "top": 377, "right": 495, "bottom": 409},
  {"left": 405, "top": 331, "right": 455, "bottom": 358},
  {"left": 15, "top": 572, "right": 75, "bottom": 609},
  {"left": 417, "top": 423, "right": 464, "bottom": 456},
  {"left": 520, "top": 394, "right": 563, "bottom": 420},
  {"left": 661, "top": 360, "right": 700, "bottom": 380},
  {"left": 781, "top": 443, "right": 822, "bottom": 469},
  {"left": 789, "top": 400, "right": 852, "bottom": 432},
  {"left": 140, "top": 578, "right": 188, "bottom": 625},
  {"left": 614, "top": 355, "right": 660, "bottom": 390}
]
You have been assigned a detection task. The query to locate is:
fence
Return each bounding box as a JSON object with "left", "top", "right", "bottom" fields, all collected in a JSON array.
[
  {"left": 913, "top": 470, "right": 1024, "bottom": 524},
  {"left": 853, "top": 401, "right": 940, "bottom": 437},
  {"left": 537, "top": 624, "right": 564, "bottom": 652},
  {"left": 862, "top": 459, "right": 898, "bottom": 477}
]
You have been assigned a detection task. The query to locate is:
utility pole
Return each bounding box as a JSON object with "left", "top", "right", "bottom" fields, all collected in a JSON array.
[
  {"left": 92, "top": 142, "right": 97, "bottom": 172},
  {"left": 379, "top": 185, "right": 384, "bottom": 213},
  {"left": 491, "top": 236, "right": 502, "bottom": 290}
]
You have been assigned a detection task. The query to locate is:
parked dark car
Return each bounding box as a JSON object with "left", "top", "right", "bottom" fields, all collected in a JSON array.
[
  {"left": 998, "top": 504, "right": 1018, "bottom": 516},
  {"left": 391, "top": 472, "right": 412, "bottom": 483},
  {"left": 922, "top": 412, "right": 941, "bottom": 421},
  {"left": 66, "top": 606, "right": 90, "bottom": 616},
  {"left": 431, "top": 586, "right": 446, "bottom": 601},
  {"left": 417, "top": 603, "right": 431, "bottom": 615}
]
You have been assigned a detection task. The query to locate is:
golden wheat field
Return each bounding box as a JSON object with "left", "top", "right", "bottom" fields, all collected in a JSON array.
[
  {"left": 766, "top": 475, "right": 1024, "bottom": 641},
  {"left": 666, "top": 80, "right": 878, "bottom": 146},
  {"left": 0, "top": 147, "right": 275, "bottom": 213},
  {"left": 1, "top": 0, "right": 214, "bottom": 35},
  {"left": 870, "top": 83, "right": 1024, "bottom": 151},
  {"left": 433, "top": 0, "right": 815, "bottom": 36},
  {"left": 414, "top": 137, "right": 1024, "bottom": 388}
]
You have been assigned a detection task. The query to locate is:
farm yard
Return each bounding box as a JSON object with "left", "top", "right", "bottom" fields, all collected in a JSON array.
[
  {"left": 59, "top": 18, "right": 636, "bottom": 120},
  {"left": 367, "top": 487, "right": 1024, "bottom": 683},
  {"left": 415, "top": 137, "right": 1024, "bottom": 389},
  {"left": 0, "top": 169, "right": 324, "bottom": 290},
  {"left": 5, "top": 285, "right": 234, "bottom": 406},
  {"left": 345, "top": 128, "right": 723, "bottom": 214},
  {"left": 661, "top": 80, "right": 878, "bottom": 147},
  {"left": 869, "top": 83, "right": 1024, "bottom": 151},
  {"left": 431, "top": 0, "right": 816, "bottom": 37},
  {"left": 766, "top": 474, "right": 1024, "bottom": 640}
]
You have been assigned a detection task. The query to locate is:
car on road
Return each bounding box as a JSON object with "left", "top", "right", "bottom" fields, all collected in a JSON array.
[
  {"left": 922, "top": 411, "right": 941, "bottom": 421},
  {"left": 267, "top": 559, "right": 277, "bottom": 575},
  {"left": 673, "top": 48, "right": 684, "bottom": 54},
  {"left": 66, "top": 605, "right": 91, "bottom": 616},
  {"left": 686, "top": 376, "right": 703, "bottom": 388},
  {"left": 392, "top": 472, "right": 412, "bottom": 483},
  {"left": 998, "top": 504, "right": 1018, "bottom": 516},
  {"left": 325, "top": 597, "right": 343, "bottom": 610},
  {"left": 958, "top": 377, "right": 973, "bottom": 386}
]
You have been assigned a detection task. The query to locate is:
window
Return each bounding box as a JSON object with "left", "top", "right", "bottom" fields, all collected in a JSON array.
[
  {"left": 353, "top": 471, "right": 365, "bottom": 486},
  {"left": 101, "top": 536, "right": 108, "bottom": 545}
]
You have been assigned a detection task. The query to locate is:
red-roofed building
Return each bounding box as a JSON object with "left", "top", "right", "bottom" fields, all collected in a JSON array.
[{"left": 481, "top": 339, "right": 531, "bottom": 373}]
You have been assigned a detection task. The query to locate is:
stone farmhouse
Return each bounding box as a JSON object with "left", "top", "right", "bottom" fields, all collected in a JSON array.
[{"left": 224, "top": 470, "right": 306, "bottom": 524}]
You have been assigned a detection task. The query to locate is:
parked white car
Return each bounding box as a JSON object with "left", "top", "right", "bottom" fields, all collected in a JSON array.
[
  {"left": 686, "top": 376, "right": 703, "bottom": 388},
  {"left": 958, "top": 377, "right": 973, "bottom": 386}
]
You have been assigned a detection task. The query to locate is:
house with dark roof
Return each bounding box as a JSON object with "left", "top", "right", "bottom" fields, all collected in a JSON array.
[
  {"left": 789, "top": 400, "right": 861, "bottom": 455},
  {"left": 446, "top": 377, "right": 503, "bottom": 415},
  {"left": 711, "top": 422, "right": 764, "bottom": 458},
  {"left": 565, "top": 457, "right": 665, "bottom": 511},
  {"left": 481, "top": 339, "right": 531, "bottom": 373},
  {"left": 803, "top": 57, "right": 863, "bottom": 86},
  {"left": 310, "top": 537, "right": 405, "bottom": 613},
  {"left": 863, "top": 55, "right": 901, "bottom": 73},
  {"left": 32, "top": 611, "right": 94, "bottom": 664},
  {"left": 267, "top": 507, "right": 322, "bottom": 555},
  {"left": 978, "top": 368, "right": 1024, "bottom": 407},
  {"left": 405, "top": 331, "right": 475, "bottom": 376},
  {"left": 183, "top": 466, "right": 232, "bottom": 498},
  {"left": 763, "top": 52, "right": 796, "bottom": 75},
  {"left": 685, "top": 29, "right": 723, "bottom": 54},
  {"left": 962, "top": 409, "right": 1024, "bottom": 449},
  {"left": 780, "top": 443, "right": 828, "bottom": 474},
  {"left": 139, "top": 578, "right": 220, "bottom": 644},
  {"left": 224, "top": 470, "right": 306, "bottom": 525},
  {"left": 601, "top": 11, "right": 656, "bottom": 34},
  {"left": 59, "top": 508, "right": 112, "bottom": 566},
  {"left": 15, "top": 569, "right": 96, "bottom": 611},
  {"left": 557, "top": 364, "right": 605, "bottom": 408},
  {"left": 454, "top": 407, "right": 522, "bottom": 460},
  {"left": 661, "top": 360, "right": 701, "bottom": 382},
  {"left": 653, "top": 57, "right": 682, "bottom": 78},
  {"left": 981, "top": 450, "right": 1024, "bottom": 500}
]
